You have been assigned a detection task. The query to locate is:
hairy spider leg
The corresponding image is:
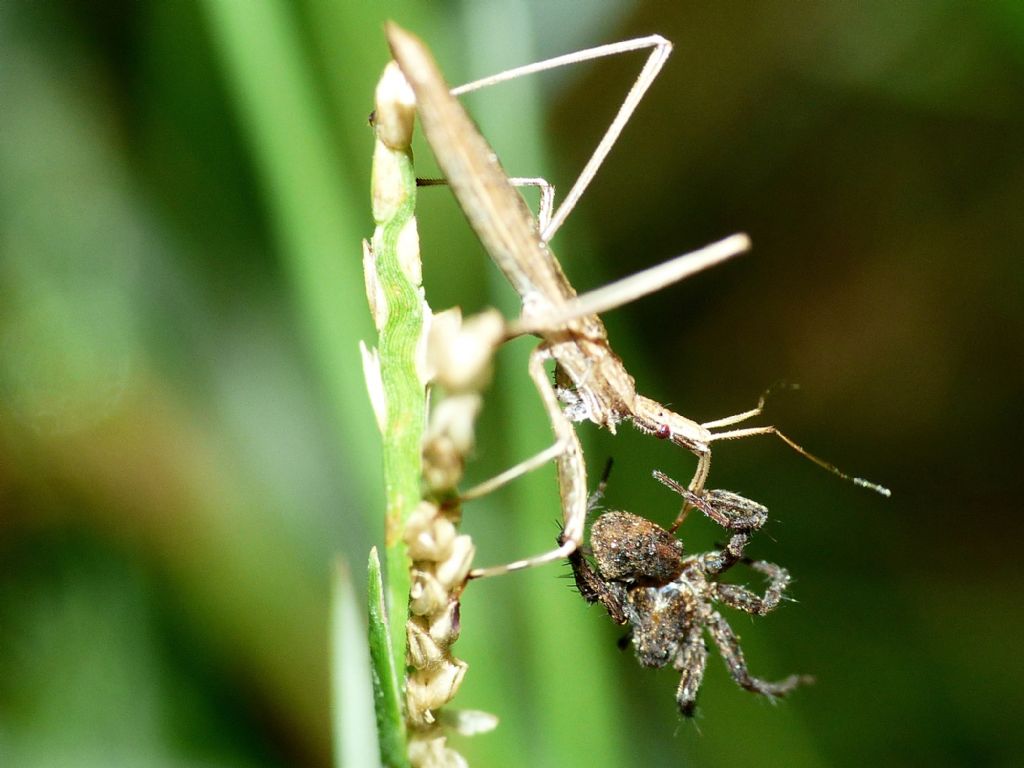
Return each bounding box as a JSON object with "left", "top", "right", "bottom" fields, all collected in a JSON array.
[
  {"left": 654, "top": 469, "right": 768, "bottom": 534},
  {"left": 674, "top": 623, "right": 709, "bottom": 717},
  {"left": 706, "top": 611, "right": 810, "bottom": 701},
  {"left": 565, "top": 534, "right": 629, "bottom": 624},
  {"left": 699, "top": 532, "right": 753, "bottom": 575},
  {"left": 711, "top": 560, "right": 791, "bottom": 617}
]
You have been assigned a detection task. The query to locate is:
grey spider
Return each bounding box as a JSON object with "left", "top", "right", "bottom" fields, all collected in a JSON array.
[{"left": 565, "top": 469, "right": 811, "bottom": 716}]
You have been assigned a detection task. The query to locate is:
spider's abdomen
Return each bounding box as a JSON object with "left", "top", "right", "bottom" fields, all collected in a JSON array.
[{"left": 591, "top": 511, "right": 683, "bottom": 585}]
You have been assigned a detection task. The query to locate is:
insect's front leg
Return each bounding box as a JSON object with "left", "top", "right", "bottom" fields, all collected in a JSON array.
[
  {"left": 631, "top": 395, "right": 713, "bottom": 524},
  {"left": 529, "top": 344, "right": 589, "bottom": 553}
]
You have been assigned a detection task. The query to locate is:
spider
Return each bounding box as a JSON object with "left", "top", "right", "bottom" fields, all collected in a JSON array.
[{"left": 564, "top": 469, "right": 811, "bottom": 716}]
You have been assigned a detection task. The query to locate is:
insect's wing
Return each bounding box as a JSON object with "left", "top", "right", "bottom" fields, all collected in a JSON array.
[{"left": 386, "top": 23, "right": 576, "bottom": 312}]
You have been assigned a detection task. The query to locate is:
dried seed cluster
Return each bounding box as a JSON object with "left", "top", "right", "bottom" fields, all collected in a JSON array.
[
  {"left": 404, "top": 499, "right": 471, "bottom": 724},
  {"left": 404, "top": 308, "right": 505, "bottom": 765},
  {"left": 404, "top": 498, "right": 473, "bottom": 727}
]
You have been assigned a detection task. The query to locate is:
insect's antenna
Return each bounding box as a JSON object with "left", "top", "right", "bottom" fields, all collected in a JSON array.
[
  {"left": 705, "top": 385, "right": 891, "bottom": 498},
  {"left": 759, "top": 384, "right": 890, "bottom": 496},
  {"left": 770, "top": 431, "right": 892, "bottom": 497},
  {"left": 710, "top": 424, "right": 891, "bottom": 497}
]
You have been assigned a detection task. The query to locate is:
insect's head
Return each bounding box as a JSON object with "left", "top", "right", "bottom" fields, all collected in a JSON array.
[{"left": 632, "top": 395, "right": 710, "bottom": 452}]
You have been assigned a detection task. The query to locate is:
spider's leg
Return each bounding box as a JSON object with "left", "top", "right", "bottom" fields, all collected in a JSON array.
[
  {"left": 673, "top": 623, "right": 708, "bottom": 718},
  {"left": 616, "top": 627, "right": 634, "bottom": 651},
  {"left": 654, "top": 473, "right": 767, "bottom": 532},
  {"left": 706, "top": 611, "right": 810, "bottom": 700},
  {"left": 566, "top": 545, "right": 629, "bottom": 625},
  {"left": 712, "top": 559, "right": 791, "bottom": 617},
  {"left": 700, "top": 532, "right": 751, "bottom": 576},
  {"left": 586, "top": 457, "right": 614, "bottom": 512}
]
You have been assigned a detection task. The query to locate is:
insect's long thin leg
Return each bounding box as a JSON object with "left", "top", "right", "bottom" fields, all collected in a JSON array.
[
  {"left": 461, "top": 438, "right": 568, "bottom": 501},
  {"left": 708, "top": 425, "right": 891, "bottom": 497},
  {"left": 451, "top": 35, "right": 672, "bottom": 242},
  {"left": 419, "top": 176, "right": 556, "bottom": 233},
  {"left": 468, "top": 345, "right": 588, "bottom": 579},
  {"left": 509, "top": 234, "right": 750, "bottom": 337},
  {"left": 508, "top": 178, "right": 555, "bottom": 233},
  {"left": 691, "top": 450, "right": 712, "bottom": 493}
]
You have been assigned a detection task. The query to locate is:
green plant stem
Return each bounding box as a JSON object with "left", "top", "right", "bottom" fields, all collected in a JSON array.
[{"left": 369, "top": 124, "right": 423, "bottom": 688}]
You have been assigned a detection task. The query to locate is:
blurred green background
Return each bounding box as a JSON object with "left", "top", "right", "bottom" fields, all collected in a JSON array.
[{"left": 2, "top": 1, "right": 1022, "bottom": 767}]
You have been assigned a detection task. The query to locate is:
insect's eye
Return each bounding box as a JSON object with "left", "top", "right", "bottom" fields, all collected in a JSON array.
[{"left": 655, "top": 424, "right": 671, "bottom": 439}]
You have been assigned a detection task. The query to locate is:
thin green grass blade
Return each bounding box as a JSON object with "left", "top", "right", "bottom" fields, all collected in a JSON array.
[
  {"left": 198, "top": 0, "right": 379, "bottom": 515},
  {"left": 332, "top": 558, "right": 379, "bottom": 768},
  {"left": 367, "top": 547, "right": 409, "bottom": 767}
]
